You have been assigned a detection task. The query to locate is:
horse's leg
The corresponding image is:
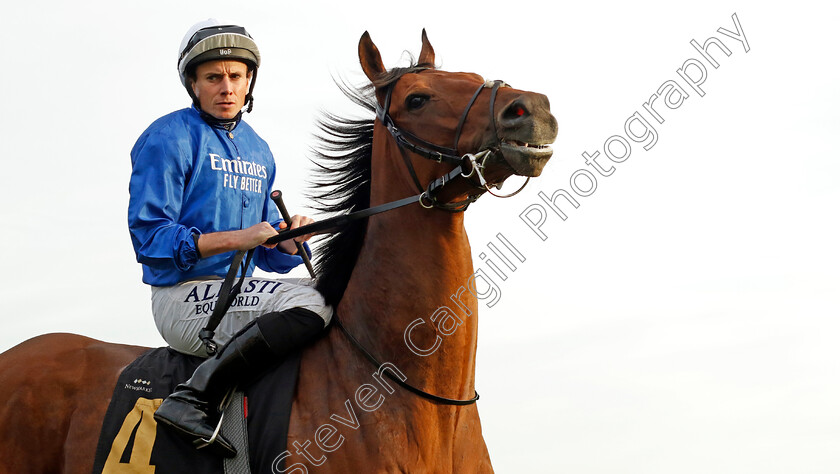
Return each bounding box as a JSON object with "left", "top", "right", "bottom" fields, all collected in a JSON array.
[{"left": 0, "top": 334, "right": 146, "bottom": 474}]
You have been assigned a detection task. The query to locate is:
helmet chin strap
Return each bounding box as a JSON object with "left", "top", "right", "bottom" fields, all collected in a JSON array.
[{"left": 244, "top": 68, "right": 257, "bottom": 113}]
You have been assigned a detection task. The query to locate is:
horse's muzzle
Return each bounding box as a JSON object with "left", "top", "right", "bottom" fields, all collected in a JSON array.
[{"left": 495, "top": 92, "right": 558, "bottom": 177}]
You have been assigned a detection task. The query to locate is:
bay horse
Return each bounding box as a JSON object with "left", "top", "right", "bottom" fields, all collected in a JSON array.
[{"left": 0, "top": 30, "right": 557, "bottom": 473}]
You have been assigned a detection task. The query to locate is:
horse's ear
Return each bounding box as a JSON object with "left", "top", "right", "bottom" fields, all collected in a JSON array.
[
  {"left": 419, "top": 29, "right": 435, "bottom": 67},
  {"left": 359, "top": 31, "right": 386, "bottom": 83}
]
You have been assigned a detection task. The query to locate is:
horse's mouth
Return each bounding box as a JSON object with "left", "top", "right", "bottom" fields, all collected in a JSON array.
[
  {"left": 499, "top": 139, "right": 554, "bottom": 177},
  {"left": 501, "top": 139, "right": 553, "bottom": 156}
]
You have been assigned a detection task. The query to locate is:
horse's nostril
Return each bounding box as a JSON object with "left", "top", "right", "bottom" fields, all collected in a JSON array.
[{"left": 502, "top": 102, "right": 529, "bottom": 121}]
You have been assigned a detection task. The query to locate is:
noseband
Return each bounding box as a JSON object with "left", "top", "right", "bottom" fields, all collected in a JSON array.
[{"left": 376, "top": 71, "right": 528, "bottom": 211}]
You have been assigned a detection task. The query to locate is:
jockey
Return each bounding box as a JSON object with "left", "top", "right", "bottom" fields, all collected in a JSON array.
[{"left": 127, "top": 19, "right": 333, "bottom": 458}]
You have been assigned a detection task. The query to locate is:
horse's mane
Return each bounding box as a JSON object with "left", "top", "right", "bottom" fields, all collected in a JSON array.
[{"left": 309, "top": 60, "right": 432, "bottom": 307}]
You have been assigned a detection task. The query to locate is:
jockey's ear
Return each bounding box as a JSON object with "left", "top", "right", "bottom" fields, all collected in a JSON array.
[
  {"left": 418, "top": 29, "right": 435, "bottom": 67},
  {"left": 359, "top": 31, "right": 386, "bottom": 83}
]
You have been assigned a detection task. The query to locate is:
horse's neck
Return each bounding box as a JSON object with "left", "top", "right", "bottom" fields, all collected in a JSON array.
[{"left": 338, "top": 145, "right": 479, "bottom": 401}]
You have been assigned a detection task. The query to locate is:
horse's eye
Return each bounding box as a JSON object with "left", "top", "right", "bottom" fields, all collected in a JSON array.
[{"left": 406, "top": 94, "right": 429, "bottom": 110}]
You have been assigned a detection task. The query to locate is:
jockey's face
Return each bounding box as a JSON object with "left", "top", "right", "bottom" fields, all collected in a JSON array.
[{"left": 191, "top": 60, "right": 252, "bottom": 120}]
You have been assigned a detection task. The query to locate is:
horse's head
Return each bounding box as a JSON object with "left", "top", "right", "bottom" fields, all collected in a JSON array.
[{"left": 359, "top": 30, "right": 558, "bottom": 208}]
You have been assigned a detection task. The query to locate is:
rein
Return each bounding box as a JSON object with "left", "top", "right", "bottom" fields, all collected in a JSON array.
[
  {"left": 333, "top": 315, "right": 479, "bottom": 405},
  {"left": 199, "top": 193, "right": 421, "bottom": 354}
]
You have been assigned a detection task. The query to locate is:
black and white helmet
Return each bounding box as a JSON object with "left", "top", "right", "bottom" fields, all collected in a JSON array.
[{"left": 177, "top": 19, "right": 261, "bottom": 112}]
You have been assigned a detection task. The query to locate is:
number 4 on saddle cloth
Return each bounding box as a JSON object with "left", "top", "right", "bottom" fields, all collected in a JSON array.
[{"left": 92, "top": 346, "right": 302, "bottom": 473}]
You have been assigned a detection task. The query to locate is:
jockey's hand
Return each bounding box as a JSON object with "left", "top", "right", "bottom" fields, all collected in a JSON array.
[
  {"left": 276, "top": 215, "right": 316, "bottom": 254},
  {"left": 244, "top": 222, "right": 284, "bottom": 250}
]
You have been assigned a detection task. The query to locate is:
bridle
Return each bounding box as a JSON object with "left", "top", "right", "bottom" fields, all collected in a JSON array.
[{"left": 376, "top": 70, "right": 530, "bottom": 212}]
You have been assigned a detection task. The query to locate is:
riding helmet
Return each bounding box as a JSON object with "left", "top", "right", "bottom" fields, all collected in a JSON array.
[{"left": 177, "top": 19, "right": 261, "bottom": 112}]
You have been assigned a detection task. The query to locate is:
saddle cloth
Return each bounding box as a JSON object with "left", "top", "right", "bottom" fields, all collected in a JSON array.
[{"left": 91, "top": 346, "right": 301, "bottom": 473}]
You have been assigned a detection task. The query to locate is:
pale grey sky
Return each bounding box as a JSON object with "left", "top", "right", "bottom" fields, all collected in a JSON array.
[{"left": 1, "top": 1, "right": 838, "bottom": 472}]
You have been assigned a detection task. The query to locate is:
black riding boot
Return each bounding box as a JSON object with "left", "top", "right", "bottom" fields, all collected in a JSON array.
[{"left": 154, "top": 308, "right": 325, "bottom": 458}]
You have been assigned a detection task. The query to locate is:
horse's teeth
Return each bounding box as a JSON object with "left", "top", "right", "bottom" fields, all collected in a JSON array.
[{"left": 504, "top": 140, "right": 549, "bottom": 149}]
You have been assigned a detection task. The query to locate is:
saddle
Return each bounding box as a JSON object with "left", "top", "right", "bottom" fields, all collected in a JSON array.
[{"left": 91, "top": 346, "right": 301, "bottom": 474}]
